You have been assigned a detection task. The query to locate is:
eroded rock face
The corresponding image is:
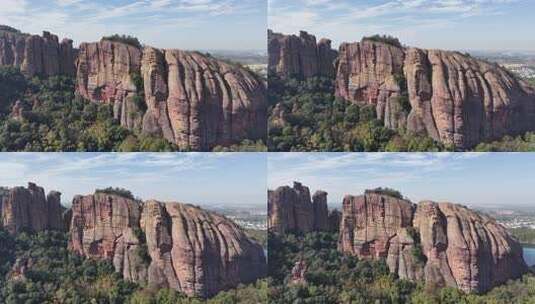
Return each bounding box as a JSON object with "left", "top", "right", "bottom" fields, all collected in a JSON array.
[
  {"left": 75, "top": 42, "right": 266, "bottom": 151},
  {"left": 141, "top": 48, "right": 267, "bottom": 150},
  {"left": 268, "top": 182, "right": 330, "bottom": 234},
  {"left": 140, "top": 200, "right": 266, "bottom": 297},
  {"left": 338, "top": 191, "right": 528, "bottom": 293},
  {"left": 1, "top": 183, "right": 63, "bottom": 234},
  {"left": 69, "top": 193, "right": 147, "bottom": 283},
  {"left": 69, "top": 193, "right": 266, "bottom": 298},
  {"left": 0, "top": 29, "right": 75, "bottom": 77},
  {"left": 268, "top": 30, "right": 337, "bottom": 79},
  {"left": 414, "top": 201, "right": 527, "bottom": 293},
  {"left": 312, "top": 190, "right": 329, "bottom": 231},
  {"left": 338, "top": 192, "right": 422, "bottom": 281},
  {"left": 75, "top": 40, "right": 144, "bottom": 130},
  {"left": 335, "top": 39, "right": 535, "bottom": 149}
]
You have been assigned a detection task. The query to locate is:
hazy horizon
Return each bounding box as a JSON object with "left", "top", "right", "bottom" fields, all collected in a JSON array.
[
  {"left": 268, "top": 153, "right": 535, "bottom": 208},
  {"left": 269, "top": 0, "right": 535, "bottom": 51},
  {"left": 0, "top": 0, "right": 267, "bottom": 51},
  {"left": 0, "top": 153, "right": 267, "bottom": 208}
]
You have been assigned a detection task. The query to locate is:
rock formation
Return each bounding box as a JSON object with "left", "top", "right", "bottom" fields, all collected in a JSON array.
[
  {"left": 290, "top": 260, "right": 308, "bottom": 285},
  {"left": 0, "top": 183, "right": 63, "bottom": 234},
  {"left": 268, "top": 182, "right": 331, "bottom": 234},
  {"left": 335, "top": 38, "right": 535, "bottom": 149},
  {"left": 328, "top": 209, "right": 341, "bottom": 232},
  {"left": 140, "top": 48, "right": 267, "bottom": 150},
  {"left": 75, "top": 39, "right": 144, "bottom": 130},
  {"left": 312, "top": 190, "right": 329, "bottom": 231},
  {"left": 338, "top": 190, "right": 528, "bottom": 293},
  {"left": 268, "top": 30, "right": 337, "bottom": 79},
  {"left": 69, "top": 192, "right": 266, "bottom": 298},
  {"left": 0, "top": 27, "right": 75, "bottom": 77},
  {"left": 75, "top": 41, "right": 267, "bottom": 151}
]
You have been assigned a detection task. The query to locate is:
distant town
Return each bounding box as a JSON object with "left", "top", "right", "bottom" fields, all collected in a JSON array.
[
  {"left": 474, "top": 50, "right": 535, "bottom": 83},
  {"left": 206, "top": 204, "right": 267, "bottom": 231}
]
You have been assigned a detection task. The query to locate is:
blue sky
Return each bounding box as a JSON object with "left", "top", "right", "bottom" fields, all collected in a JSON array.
[
  {"left": 0, "top": 153, "right": 267, "bottom": 207},
  {"left": 0, "top": 0, "right": 266, "bottom": 50},
  {"left": 269, "top": 0, "right": 535, "bottom": 51},
  {"left": 268, "top": 153, "right": 535, "bottom": 209}
]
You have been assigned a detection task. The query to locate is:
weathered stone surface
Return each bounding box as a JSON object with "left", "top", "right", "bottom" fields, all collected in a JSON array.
[
  {"left": 338, "top": 190, "right": 528, "bottom": 293},
  {"left": 140, "top": 200, "right": 266, "bottom": 297},
  {"left": 0, "top": 28, "right": 75, "bottom": 77},
  {"left": 268, "top": 30, "right": 337, "bottom": 79},
  {"left": 335, "top": 39, "right": 535, "bottom": 149},
  {"left": 141, "top": 48, "right": 267, "bottom": 150},
  {"left": 312, "top": 190, "right": 329, "bottom": 231},
  {"left": 328, "top": 209, "right": 341, "bottom": 232},
  {"left": 69, "top": 192, "right": 266, "bottom": 298},
  {"left": 75, "top": 42, "right": 266, "bottom": 151},
  {"left": 1, "top": 183, "right": 63, "bottom": 234},
  {"left": 75, "top": 39, "right": 143, "bottom": 130},
  {"left": 414, "top": 201, "right": 528, "bottom": 293},
  {"left": 338, "top": 192, "right": 422, "bottom": 280},
  {"left": 268, "top": 182, "right": 331, "bottom": 234},
  {"left": 69, "top": 193, "right": 147, "bottom": 283},
  {"left": 268, "top": 182, "right": 313, "bottom": 234}
]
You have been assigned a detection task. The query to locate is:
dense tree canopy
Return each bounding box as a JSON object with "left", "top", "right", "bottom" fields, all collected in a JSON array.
[{"left": 102, "top": 34, "right": 142, "bottom": 48}]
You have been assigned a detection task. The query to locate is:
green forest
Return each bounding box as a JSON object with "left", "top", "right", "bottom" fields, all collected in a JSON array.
[
  {"left": 268, "top": 232, "right": 535, "bottom": 304},
  {"left": 267, "top": 75, "right": 449, "bottom": 152},
  {"left": 511, "top": 227, "right": 535, "bottom": 245},
  {"left": 0, "top": 229, "right": 268, "bottom": 304}
]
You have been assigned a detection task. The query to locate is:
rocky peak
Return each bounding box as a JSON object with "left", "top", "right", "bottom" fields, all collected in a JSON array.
[
  {"left": 75, "top": 39, "right": 144, "bottom": 130},
  {"left": 268, "top": 182, "right": 330, "bottom": 234},
  {"left": 1, "top": 182, "right": 63, "bottom": 234},
  {"left": 69, "top": 192, "right": 266, "bottom": 298},
  {"left": 335, "top": 37, "right": 535, "bottom": 149},
  {"left": 75, "top": 41, "right": 267, "bottom": 151},
  {"left": 0, "top": 27, "right": 75, "bottom": 77},
  {"left": 140, "top": 48, "right": 267, "bottom": 150},
  {"left": 312, "top": 190, "right": 329, "bottom": 231},
  {"left": 268, "top": 30, "right": 338, "bottom": 79},
  {"left": 338, "top": 190, "right": 528, "bottom": 293}
]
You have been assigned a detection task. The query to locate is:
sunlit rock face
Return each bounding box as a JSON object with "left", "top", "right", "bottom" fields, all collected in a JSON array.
[
  {"left": 338, "top": 191, "right": 528, "bottom": 293},
  {"left": 335, "top": 39, "right": 535, "bottom": 149},
  {"left": 0, "top": 183, "right": 63, "bottom": 235},
  {"left": 268, "top": 30, "right": 338, "bottom": 79},
  {"left": 0, "top": 29, "right": 75, "bottom": 77},
  {"left": 68, "top": 193, "right": 266, "bottom": 298},
  {"left": 268, "top": 182, "right": 330, "bottom": 234}
]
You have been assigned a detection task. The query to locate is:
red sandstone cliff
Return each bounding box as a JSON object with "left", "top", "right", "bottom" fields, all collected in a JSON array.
[
  {"left": 69, "top": 192, "right": 266, "bottom": 298},
  {"left": 335, "top": 39, "right": 535, "bottom": 149},
  {"left": 338, "top": 191, "right": 528, "bottom": 293},
  {"left": 268, "top": 182, "right": 331, "bottom": 234},
  {"left": 140, "top": 47, "right": 267, "bottom": 150},
  {"left": 75, "top": 41, "right": 267, "bottom": 151},
  {"left": 268, "top": 30, "right": 337, "bottom": 79},
  {"left": 0, "top": 28, "right": 75, "bottom": 77},
  {"left": 0, "top": 183, "right": 63, "bottom": 234}
]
